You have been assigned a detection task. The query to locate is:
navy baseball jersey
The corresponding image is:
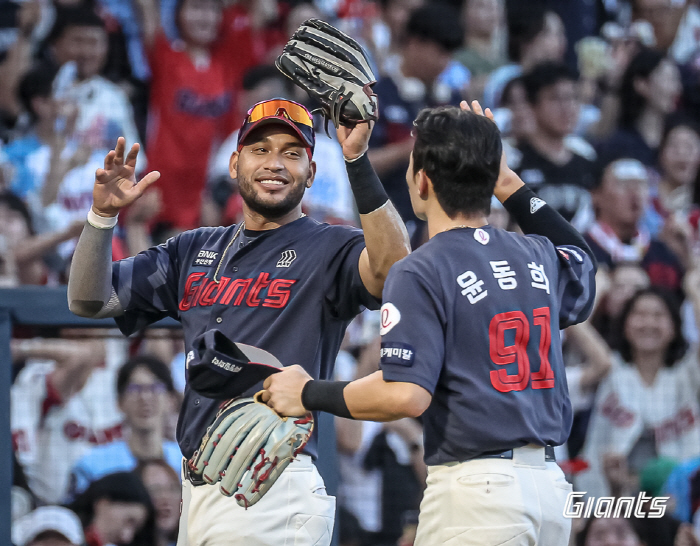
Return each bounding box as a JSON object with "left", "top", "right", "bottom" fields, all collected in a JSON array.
[
  {"left": 378, "top": 226, "right": 596, "bottom": 465},
  {"left": 110, "top": 217, "right": 379, "bottom": 458}
]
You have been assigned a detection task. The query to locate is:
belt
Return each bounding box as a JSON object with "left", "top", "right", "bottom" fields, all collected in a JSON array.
[{"left": 473, "top": 445, "right": 556, "bottom": 462}]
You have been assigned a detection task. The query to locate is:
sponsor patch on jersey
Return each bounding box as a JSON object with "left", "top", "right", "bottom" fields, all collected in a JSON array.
[
  {"left": 380, "top": 342, "right": 415, "bottom": 367},
  {"left": 380, "top": 302, "right": 401, "bottom": 335},
  {"left": 193, "top": 250, "right": 219, "bottom": 267},
  {"left": 474, "top": 228, "right": 489, "bottom": 245},
  {"left": 530, "top": 197, "right": 546, "bottom": 213}
]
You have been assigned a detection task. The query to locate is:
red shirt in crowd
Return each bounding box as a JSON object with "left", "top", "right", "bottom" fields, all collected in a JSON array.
[{"left": 146, "top": 14, "right": 260, "bottom": 230}]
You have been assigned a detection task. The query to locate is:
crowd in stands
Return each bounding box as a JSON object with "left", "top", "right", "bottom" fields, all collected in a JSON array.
[{"left": 4, "top": 0, "right": 700, "bottom": 545}]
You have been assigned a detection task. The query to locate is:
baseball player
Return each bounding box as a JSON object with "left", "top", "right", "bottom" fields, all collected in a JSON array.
[
  {"left": 67, "top": 98, "right": 410, "bottom": 546},
  {"left": 263, "top": 101, "right": 597, "bottom": 546}
]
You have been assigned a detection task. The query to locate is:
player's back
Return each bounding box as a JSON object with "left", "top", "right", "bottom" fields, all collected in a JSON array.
[{"left": 389, "top": 225, "right": 594, "bottom": 465}]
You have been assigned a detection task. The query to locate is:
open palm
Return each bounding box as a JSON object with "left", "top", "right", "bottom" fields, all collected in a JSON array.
[{"left": 92, "top": 137, "right": 160, "bottom": 217}]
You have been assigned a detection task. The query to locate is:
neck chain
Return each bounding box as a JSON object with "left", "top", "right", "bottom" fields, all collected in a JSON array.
[{"left": 213, "top": 213, "right": 306, "bottom": 283}]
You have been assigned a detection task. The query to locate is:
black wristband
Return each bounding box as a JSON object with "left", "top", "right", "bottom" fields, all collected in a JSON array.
[
  {"left": 301, "top": 380, "right": 354, "bottom": 419},
  {"left": 344, "top": 153, "right": 389, "bottom": 215},
  {"left": 503, "top": 185, "right": 597, "bottom": 269}
]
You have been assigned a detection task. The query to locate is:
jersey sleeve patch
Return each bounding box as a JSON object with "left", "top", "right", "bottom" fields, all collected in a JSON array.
[
  {"left": 380, "top": 342, "right": 415, "bottom": 367},
  {"left": 379, "top": 302, "right": 401, "bottom": 335}
]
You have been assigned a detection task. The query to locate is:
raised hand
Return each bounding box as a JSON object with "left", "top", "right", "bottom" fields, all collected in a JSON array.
[
  {"left": 337, "top": 121, "right": 374, "bottom": 161},
  {"left": 92, "top": 137, "right": 160, "bottom": 217}
]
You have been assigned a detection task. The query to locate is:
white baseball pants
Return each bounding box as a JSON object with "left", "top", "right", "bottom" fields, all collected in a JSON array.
[
  {"left": 177, "top": 455, "right": 335, "bottom": 546},
  {"left": 414, "top": 445, "right": 572, "bottom": 546}
]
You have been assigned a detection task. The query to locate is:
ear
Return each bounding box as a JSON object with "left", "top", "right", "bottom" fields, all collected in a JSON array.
[
  {"left": 417, "top": 169, "right": 432, "bottom": 200},
  {"left": 229, "top": 151, "right": 240, "bottom": 180},
  {"left": 305, "top": 160, "right": 316, "bottom": 188}
]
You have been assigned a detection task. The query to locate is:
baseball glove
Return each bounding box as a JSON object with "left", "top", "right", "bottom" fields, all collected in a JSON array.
[
  {"left": 276, "top": 18, "right": 378, "bottom": 129},
  {"left": 187, "top": 394, "right": 314, "bottom": 508}
]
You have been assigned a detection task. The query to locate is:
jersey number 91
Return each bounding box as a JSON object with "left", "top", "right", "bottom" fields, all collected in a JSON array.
[{"left": 488, "top": 307, "right": 554, "bottom": 393}]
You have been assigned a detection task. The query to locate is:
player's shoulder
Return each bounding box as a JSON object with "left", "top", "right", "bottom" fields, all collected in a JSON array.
[{"left": 302, "top": 218, "right": 364, "bottom": 243}]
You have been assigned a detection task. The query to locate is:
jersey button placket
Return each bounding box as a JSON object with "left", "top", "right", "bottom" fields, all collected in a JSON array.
[{"left": 216, "top": 317, "right": 222, "bottom": 323}]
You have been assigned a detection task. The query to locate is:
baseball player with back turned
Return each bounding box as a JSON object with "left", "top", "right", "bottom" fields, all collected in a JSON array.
[
  {"left": 66, "top": 98, "right": 410, "bottom": 546},
  {"left": 263, "top": 100, "right": 598, "bottom": 546}
]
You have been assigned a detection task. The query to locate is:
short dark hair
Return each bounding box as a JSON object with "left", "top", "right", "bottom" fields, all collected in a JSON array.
[
  {"left": 619, "top": 47, "right": 667, "bottom": 128},
  {"left": 522, "top": 62, "right": 576, "bottom": 104},
  {"left": 615, "top": 287, "right": 688, "bottom": 367},
  {"left": 116, "top": 355, "right": 175, "bottom": 398},
  {"left": 18, "top": 65, "right": 57, "bottom": 120},
  {"left": 69, "top": 472, "right": 156, "bottom": 546},
  {"left": 46, "top": 6, "right": 105, "bottom": 45},
  {"left": 406, "top": 4, "right": 463, "bottom": 52},
  {"left": 412, "top": 106, "right": 502, "bottom": 217},
  {"left": 507, "top": 5, "right": 547, "bottom": 62}
]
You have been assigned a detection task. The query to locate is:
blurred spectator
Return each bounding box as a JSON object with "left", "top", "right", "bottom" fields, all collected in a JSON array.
[
  {"left": 586, "top": 158, "right": 684, "bottom": 293},
  {"left": 36, "top": 7, "right": 143, "bottom": 256},
  {"left": 599, "top": 48, "right": 681, "bottom": 168},
  {"left": 68, "top": 471, "right": 157, "bottom": 546},
  {"left": 482, "top": 5, "right": 566, "bottom": 109},
  {"left": 66, "top": 355, "right": 180, "bottom": 501},
  {"left": 368, "top": 2, "right": 463, "bottom": 246},
  {"left": 134, "top": 459, "right": 180, "bottom": 546},
  {"left": 11, "top": 334, "right": 126, "bottom": 503},
  {"left": 43, "top": 6, "right": 142, "bottom": 152},
  {"left": 576, "top": 516, "right": 644, "bottom": 546},
  {"left": 512, "top": 62, "right": 596, "bottom": 231},
  {"left": 577, "top": 285, "right": 700, "bottom": 498},
  {"left": 0, "top": 0, "right": 41, "bottom": 138},
  {"left": 12, "top": 506, "right": 85, "bottom": 546},
  {"left": 631, "top": 0, "right": 700, "bottom": 64},
  {"left": 454, "top": 0, "right": 506, "bottom": 99},
  {"left": 592, "top": 262, "right": 651, "bottom": 347},
  {"left": 0, "top": 192, "right": 83, "bottom": 285},
  {"left": 135, "top": 0, "right": 258, "bottom": 232},
  {"left": 492, "top": 75, "right": 536, "bottom": 169},
  {"left": 369, "top": 0, "right": 425, "bottom": 73},
  {"left": 643, "top": 119, "right": 700, "bottom": 240}
]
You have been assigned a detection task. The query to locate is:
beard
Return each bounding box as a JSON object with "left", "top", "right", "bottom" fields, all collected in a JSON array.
[{"left": 238, "top": 175, "right": 308, "bottom": 219}]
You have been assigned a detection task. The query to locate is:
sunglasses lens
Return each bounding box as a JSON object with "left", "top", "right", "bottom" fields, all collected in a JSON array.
[{"left": 247, "top": 100, "right": 313, "bottom": 127}]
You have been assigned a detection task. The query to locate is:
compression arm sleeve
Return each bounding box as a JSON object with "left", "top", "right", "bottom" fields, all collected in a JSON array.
[
  {"left": 345, "top": 153, "right": 390, "bottom": 215},
  {"left": 67, "top": 223, "right": 124, "bottom": 318},
  {"left": 502, "top": 185, "right": 597, "bottom": 269}
]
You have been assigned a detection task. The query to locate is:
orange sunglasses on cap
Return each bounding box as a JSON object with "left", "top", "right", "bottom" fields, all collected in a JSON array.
[{"left": 238, "top": 99, "right": 315, "bottom": 156}]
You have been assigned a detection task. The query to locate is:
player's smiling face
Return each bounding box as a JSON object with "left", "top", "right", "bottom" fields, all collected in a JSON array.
[{"left": 231, "top": 125, "right": 315, "bottom": 220}]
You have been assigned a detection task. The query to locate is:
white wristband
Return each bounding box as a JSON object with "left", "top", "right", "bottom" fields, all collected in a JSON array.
[{"left": 87, "top": 208, "right": 118, "bottom": 229}]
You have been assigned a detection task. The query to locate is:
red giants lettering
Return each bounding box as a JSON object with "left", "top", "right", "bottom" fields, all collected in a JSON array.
[{"left": 179, "top": 272, "right": 296, "bottom": 310}]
